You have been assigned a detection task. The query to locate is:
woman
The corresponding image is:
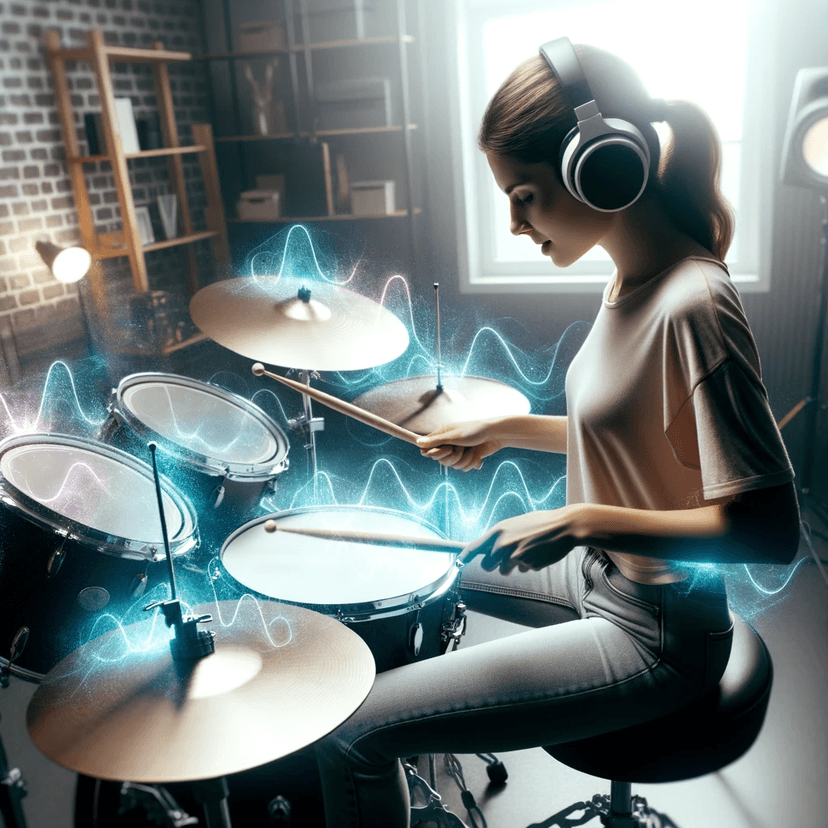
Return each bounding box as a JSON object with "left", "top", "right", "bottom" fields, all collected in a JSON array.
[{"left": 316, "top": 41, "right": 800, "bottom": 828}]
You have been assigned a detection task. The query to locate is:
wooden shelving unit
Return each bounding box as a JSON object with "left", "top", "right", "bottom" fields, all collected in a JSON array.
[
  {"left": 44, "top": 28, "right": 230, "bottom": 339},
  {"left": 200, "top": 0, "right": 427, "bottom": 270}
]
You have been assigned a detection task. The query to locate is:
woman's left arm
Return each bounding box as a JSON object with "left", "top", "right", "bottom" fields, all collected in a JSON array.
[
  {"left": 580, "top": 481, "right": 801, "bottom": 566},
  {"left": 465, "top": 481, "right": 800, "bottom": 573}
]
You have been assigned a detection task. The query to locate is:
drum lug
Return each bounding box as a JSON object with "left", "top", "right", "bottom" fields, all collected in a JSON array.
[
  {"left": 212, "top": 482, "right": 226, "bottom": 508},
  {"left": 46, "top": 537, "right": 68, "bottom": 579},
  {"left": 9, "top": 627, "right": 29, "bottom": 664},
  {"left": 129, "top": 572, "right": 149, "bottom": 598},
  {"left": 408, "top": 622, "right": 424, "bottom": 658},
  {"left": 441, "top": 602, "right": 467, "bottom": 650}
]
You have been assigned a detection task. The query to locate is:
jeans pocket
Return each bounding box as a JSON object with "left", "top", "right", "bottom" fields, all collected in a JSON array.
[
  {"left": 599, "top": 565, "right": 662, "bottom": 615},
  {"left": 700, "top": 621, "right": 734, "bottom": 697}
]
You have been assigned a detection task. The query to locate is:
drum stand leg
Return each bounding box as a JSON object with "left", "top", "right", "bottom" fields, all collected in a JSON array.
[
  {"left": 0, "top": 715, "right": 28, "bottom": 828},
  {"left": 191, "top": 777, "right": 232, "bottom": 828}
]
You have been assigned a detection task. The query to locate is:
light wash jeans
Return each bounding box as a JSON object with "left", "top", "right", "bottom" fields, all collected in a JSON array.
[{"left": 316, "top": 546, "right": 733, "bottom": 828}]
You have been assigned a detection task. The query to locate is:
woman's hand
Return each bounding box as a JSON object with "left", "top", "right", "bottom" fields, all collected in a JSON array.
[
  {"left": 461, "top": 505, "right": 585, "bottom": 574},
  {"left": 416, "top": 419, "right": 504, "bottom": 472}
]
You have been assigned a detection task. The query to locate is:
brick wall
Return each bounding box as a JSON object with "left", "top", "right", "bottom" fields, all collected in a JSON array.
[{"left": 0, "top": 0, "right": 212, "bottom": 367}]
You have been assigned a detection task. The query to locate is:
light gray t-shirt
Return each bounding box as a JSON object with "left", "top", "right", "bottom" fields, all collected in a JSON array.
[{"left": 565, "top": 256, "right": 794, "bottom": 583}]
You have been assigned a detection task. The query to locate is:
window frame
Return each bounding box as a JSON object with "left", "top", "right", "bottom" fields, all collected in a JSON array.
[{"left": 449, "top": 0, "right": 775, "bottom": 296}]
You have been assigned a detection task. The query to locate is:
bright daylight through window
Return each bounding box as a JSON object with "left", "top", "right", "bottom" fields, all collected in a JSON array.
[{"left": 454, "top": 0, "right": 768, "bottom": 293}]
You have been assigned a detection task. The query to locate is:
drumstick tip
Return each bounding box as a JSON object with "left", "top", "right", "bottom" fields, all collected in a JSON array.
[
  {"left": 264, "top": 519, "right": 277, "bottom": 533},
  {"left": 251, "top": 362, "right": 265, "bottom": 376}
]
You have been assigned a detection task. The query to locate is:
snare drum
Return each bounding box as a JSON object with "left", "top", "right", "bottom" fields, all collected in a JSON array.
[
  {"left": 0, "top": 433, "right": 198, "bottom": 681},
  {"left": 218, "top": 506, "right": 465, "bottom": 672},
  {"left": 101, "top": 373, "right": 290, "bottom": 547}
]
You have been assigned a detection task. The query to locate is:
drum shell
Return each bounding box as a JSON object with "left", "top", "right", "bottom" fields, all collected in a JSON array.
[
  {"left": 100, "top": 373, "right": 291, "bottom": 549},
  {"left": 0, "top": 433, "right": 198, "bottom": 682},
  {"left": 0, "top": 497, "right": 181, "bottom": 680},
  {"left": 215, "top": 506, "right": 463, "bottom": 674}
]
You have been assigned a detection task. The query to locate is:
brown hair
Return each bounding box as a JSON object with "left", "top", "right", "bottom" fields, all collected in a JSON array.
[{"left": 478, "top": 46, "right": 734, "bottom": 260}]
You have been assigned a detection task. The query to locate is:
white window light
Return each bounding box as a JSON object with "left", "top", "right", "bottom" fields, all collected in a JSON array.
[{"left": 453, "top": 0, "right": 770, "bottom": 294}]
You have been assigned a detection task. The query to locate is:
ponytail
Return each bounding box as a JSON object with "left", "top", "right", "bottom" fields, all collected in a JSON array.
[{"left": 657, "top": 100, "right": 734, "bottom": 260}]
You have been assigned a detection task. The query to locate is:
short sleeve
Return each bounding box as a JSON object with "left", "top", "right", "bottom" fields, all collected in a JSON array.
[{"left": 678, "top": 360, "right": 794, "bottom": 500}]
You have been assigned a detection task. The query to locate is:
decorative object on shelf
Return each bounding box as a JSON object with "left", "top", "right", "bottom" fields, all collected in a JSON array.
[
  {"left": 125, "top": 290, "right": 194, "bottom": 352},
  {"left": 238, "top": 19, "right": 287, "bottom": 52},
  {"left": 280, "top": 140, "right": 335, "bottom": 217},
  {"left": 157, "top": 194, "right": 178, "bottom": 240},
  {"left": 316, "top": 77, "right": 392, "bottom": 131},
  {"left": 305, "top": 0, "right": 376, "bottom": 42},
  {"left": 334, "top": 151, "right": 350, "bottom": 213},
  {"left": 136, "top": 115, "right": 163, "bottom": 150},
  {"left": 237, "top": 189, "right": 282, "bottom": 221},
  {"left": 113, "top": 98, "right": 141, "bottom": 153},
  {"left": 243, "top": 60, "right": 282, "bottom": 136},
  {"left": 134, "top": 206, "right": 155, "bottom": 246},
  {"left": 350, "top": 180, "right": 395, "bottom": 215}
]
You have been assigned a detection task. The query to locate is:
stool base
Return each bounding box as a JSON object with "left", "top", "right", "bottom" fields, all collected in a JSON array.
[{"left": 528, "top": 781, "right": 680, "bottom": 828}]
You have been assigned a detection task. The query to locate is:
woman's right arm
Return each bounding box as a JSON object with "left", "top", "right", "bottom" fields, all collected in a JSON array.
[{"left": 417, "top": 414, "right": 567, "bottom": 471}]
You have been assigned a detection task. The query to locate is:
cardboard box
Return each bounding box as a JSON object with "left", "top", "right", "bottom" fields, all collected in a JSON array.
[
  {"left": 238, "top": 20, "right": 287, "bottom": 52},
  {"left": 305, "top": 0, "right": 376, "bottom": 42},
  {"left": 350, "top": 180, "right": 395, "bottom": 215},
  {"left": 237, "top": 190, "right": 283, "bottom": 221},
  {"left": 316, "top": 77, "right": 392, "bottom": 130}
]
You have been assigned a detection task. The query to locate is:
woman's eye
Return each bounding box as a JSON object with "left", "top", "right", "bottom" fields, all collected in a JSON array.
[{"left": 514, "top": 192, "right": 533, "bottom": 207}]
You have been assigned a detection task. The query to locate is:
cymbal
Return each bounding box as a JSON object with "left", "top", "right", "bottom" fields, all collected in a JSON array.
[
  {"left": 26, "top": 599, "right": 375, "bottom": 783},
  {"left": 189, "top": 276, "right": 409, "bottom": 371},
  {"left": 352, "top": 374, "right": 531, "bottom": 435}
]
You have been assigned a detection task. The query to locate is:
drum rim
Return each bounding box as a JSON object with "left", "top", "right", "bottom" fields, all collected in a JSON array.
[
  {"left": 110, "top": 373, "right": 290, "bottom": 481},
  {"left": 218, "top": 505, "right": 459, "bottom": 621},
  {"left": 0, "top": 432, "right": 198, "bottom": 561}
]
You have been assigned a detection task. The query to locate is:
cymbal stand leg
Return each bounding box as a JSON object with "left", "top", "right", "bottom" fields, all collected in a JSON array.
[
  {"left": 287, "top": 370, "right": 325, "bottom": 503},
  {"left": 191, "top": 777, "right": 232, "bottom": 828},
  {"left": 440, "top": 465, "right": 451, "bottom": 537},
  {"left": 0, "top": 715, "right": 28, "bottom": 828}
]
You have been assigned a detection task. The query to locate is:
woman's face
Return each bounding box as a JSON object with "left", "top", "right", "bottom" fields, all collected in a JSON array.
[{"left": 486, "top": 154, "right": 614, "bottom": 268}]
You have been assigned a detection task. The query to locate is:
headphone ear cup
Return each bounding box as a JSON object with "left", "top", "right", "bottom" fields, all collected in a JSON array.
[{"left": 560, "top": 120, "right": 650, "bottom": 211}]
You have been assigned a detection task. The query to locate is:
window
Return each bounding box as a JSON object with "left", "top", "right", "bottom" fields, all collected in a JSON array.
[{"left": 452, "top": 0, "right": 771, "bottom": 294}]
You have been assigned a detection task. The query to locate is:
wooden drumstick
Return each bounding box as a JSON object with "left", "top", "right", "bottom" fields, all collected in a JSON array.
[
  {"left": 262, "top": 519, "right": 466, "bottom": 553},
  {"left": 252, "top": 362, "right": 422, "bottom": 445}
]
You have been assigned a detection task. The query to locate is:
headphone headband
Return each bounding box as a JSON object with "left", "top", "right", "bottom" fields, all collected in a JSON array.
[{"left": 538, "top": 38, "right": 592, "bottom": 111}]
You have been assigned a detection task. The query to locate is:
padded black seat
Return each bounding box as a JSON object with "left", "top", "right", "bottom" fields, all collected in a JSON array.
[{"left": 536, "top": 615, "right": 772, "bottom": 827}]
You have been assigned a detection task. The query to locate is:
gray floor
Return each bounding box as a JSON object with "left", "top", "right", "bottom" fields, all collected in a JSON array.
[{"left": 1, "top": 508, "right": 826, "bottom": 828}]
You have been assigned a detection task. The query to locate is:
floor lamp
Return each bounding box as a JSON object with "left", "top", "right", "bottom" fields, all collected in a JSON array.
[{"left": 779, "top": 67, "right": 828, "bottom": 520}]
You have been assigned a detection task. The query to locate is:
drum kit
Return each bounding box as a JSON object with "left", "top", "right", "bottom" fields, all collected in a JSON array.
[{"left": 0, "top": 273, "right": 530, "bottom": 827}]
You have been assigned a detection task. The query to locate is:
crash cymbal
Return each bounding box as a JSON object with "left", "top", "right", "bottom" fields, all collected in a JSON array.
[
  {"left": 190, "top": 276, "right": 409, "bottom": 371},
  {"left": 352, "top": 374, "right": 531, "bottom": 435},
  {"left": 26, "top": 599, "right": 375, "bottom": 783}
]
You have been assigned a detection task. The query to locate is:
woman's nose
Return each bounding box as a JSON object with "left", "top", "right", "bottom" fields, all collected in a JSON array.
[{"left": 510, "top": 205, "right": 530, "bottom": 236}]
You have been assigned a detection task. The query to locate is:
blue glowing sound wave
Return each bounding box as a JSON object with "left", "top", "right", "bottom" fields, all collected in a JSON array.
[{"left": 0, "top": 225, "right": 813, "bottom": 658}]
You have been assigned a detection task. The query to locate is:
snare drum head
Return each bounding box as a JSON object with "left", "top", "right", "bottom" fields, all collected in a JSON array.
[
  {"left": 0, "top": 434, "right": 196, "bottom": 556},
  {"left": 222, "top": 507, "right": 455, "bottom": 609},
  {"left": 116, "top": 374, "right": 289, "bottom": 478}
]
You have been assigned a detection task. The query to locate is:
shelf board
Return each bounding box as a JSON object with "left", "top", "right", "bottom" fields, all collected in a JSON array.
[
  {"left": 196, "top": 36, "right": 413, "bottom": 60},
  {"left": 214, "top": 125, "right": 417, "bottom": 142},
  {"left": 54, "top": 45, "right": 191, "bottom": 64},
  {"left": 70, "top": 145, "right": 207, "bottom": 164},
  {"left": 230, "top": 209, "right": 420, "bottom": 224},
  {"left": 93, "top": 230, "right": 218, "bottom": 259}
]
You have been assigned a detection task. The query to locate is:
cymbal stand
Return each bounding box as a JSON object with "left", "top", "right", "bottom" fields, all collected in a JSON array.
[
  {"left": 286, "top": 369, "right": 325, "bottom": 502},
  {"left": 0, "top": 713, "right": 28, "bottom": 828},
  {"left": 434, "top": 283, "right": 451, "bottom": 536}
]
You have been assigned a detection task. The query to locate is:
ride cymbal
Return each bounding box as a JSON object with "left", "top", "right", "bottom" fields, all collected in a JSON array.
[
  {"left": 26, "top": 599, "right": 375, "bottom": 783},
  {"left": 352, "top": 375, "right": 531, "bottom": 435},
  {"left": 190, "top": 276, "right": 409, "bottom": 371}
]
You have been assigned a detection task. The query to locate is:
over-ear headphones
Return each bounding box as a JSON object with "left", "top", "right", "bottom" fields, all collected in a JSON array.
[{"left": 539, "top": 37, "right": 650, "bottom": 211}]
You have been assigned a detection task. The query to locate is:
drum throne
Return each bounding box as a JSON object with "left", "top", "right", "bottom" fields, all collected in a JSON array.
[{"left": 531, "top": 613, "right": 772, "bottom": 828}]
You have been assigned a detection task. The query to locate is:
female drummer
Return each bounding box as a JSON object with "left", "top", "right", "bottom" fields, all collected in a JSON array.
[{"left": 315, "top": 39, "right": 800, "bottom": 827}]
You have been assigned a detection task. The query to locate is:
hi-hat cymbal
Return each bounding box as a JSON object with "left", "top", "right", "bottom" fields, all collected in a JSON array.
[
  {"left": 352, "top": 375, "right": 531, "bottom": 435},
  {"left": 190, "top": 276, "right": 409, "bottom": 371},
  {"left": 26, "top": 600, "right": 375, "bottom": 783}
]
